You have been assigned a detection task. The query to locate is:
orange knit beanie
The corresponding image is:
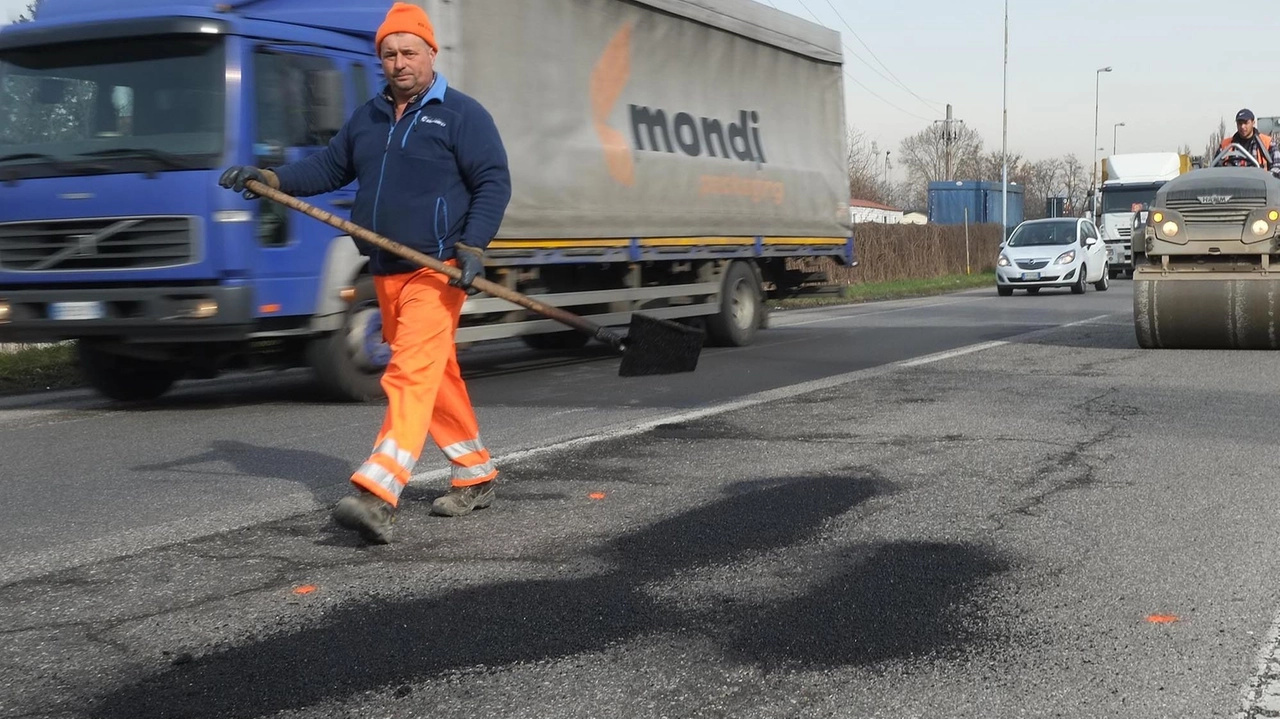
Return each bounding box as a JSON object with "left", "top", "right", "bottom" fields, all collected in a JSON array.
[{"left": 376, "top": 3, "right": 438, "bottom": 53}]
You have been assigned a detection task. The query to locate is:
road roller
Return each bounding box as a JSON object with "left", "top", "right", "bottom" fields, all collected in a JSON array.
[{"left": 1133, "top": 143, "right": 1280, "bottom": 349}]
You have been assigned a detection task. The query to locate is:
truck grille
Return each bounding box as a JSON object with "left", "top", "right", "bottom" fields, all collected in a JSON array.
[
  {"left": 1116, "top": 226, "right": 1132, "bottom": 239},
  {"left": 0, "top": 216, "right": 197, "bottom": 272}
]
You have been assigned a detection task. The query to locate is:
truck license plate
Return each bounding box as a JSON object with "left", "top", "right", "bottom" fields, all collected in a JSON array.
[
  {"left": 50, "top": 301, "right": 105, "bottom": 321},
  {"left": 1021, "top": 272, "right": 1040, "bottom": 281}
]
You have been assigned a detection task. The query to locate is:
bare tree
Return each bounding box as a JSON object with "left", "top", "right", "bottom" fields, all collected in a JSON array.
[
  {"left": 14, "top": 0, "right": 39, "bottom": 22},
  {"left": 1205, "top": 117, "right": 1227, "bottom": 165},
  {"left": 846, "top": 126, "right": 893, "bottom": 205},
  {"left": 898, "top": 122, "right": 983, "bottom": 209},
  {"left": 1057, "top": 154, "right": 1089, "bottom": 216},
  {"left": 1015, "top": 158, "right": 1063, "bottom": 220}
]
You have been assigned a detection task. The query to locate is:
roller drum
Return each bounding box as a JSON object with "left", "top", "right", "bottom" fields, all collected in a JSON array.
[{"left": 1134, "top": 268, "right": 1280, "bottom": 349}]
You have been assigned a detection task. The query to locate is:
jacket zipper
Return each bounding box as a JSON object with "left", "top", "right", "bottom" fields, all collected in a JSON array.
[{"left": 370, "top": 100, "right": 422, "bottom": 234}]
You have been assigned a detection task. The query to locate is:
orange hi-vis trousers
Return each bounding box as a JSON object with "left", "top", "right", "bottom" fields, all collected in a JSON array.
[{"left": 350, "top": 265, "right": 497, "bottom": 507}]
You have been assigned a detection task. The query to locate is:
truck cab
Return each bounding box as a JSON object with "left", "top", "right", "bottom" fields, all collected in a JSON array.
[
  {"left": 0, "top": 0, "right": 402, "bottom": 401},
  {"left": 1096, "top": 152, "right": 1191, "bottom": 278}
]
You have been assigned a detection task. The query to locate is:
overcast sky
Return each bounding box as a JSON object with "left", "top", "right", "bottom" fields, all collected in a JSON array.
[{"left": 3, "top": 0, "right": 1271, "bottom": 169}]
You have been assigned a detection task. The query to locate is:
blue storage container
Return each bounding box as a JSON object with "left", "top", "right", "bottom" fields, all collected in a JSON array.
[
  {"left": 928, "top": 181, "right": 983, "bottom": 225},
  {"left": 928, "top": 180, "right": 1023, "bottom": 227}
]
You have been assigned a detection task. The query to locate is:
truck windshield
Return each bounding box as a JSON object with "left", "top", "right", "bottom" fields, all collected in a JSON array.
[
  {"left": 1101, "top": 185, "right": 1160, "bottom": 214},
  {"left": 0, "top": 35, "right": 224, "bottom": 179}
]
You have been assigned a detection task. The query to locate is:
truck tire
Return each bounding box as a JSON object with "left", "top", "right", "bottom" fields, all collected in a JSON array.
[
  {"left": 706, "top": 260, "right": 761, "bottom": 347},
  {"left": 307, "top": 275, "right": 388, "bottom": 402},
  {"left": 77, "top": 341, "right": 180, "bottom": 402}
]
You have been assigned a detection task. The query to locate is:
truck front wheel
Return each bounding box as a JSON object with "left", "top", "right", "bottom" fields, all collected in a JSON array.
[
  {"left": 77, "top": 342, "right": 181, "bottom": 402},
  {"left": 307, "top": 275, "right": 388, "bottom": 402},
  {"left": 706, "top": 261, "right": 762, "bottom": 347}
]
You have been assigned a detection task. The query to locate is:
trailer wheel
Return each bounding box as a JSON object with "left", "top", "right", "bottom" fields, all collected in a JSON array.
[
  {"left": 307, "top": 275, "right": 388, "bottom": 402},
  {"left": 77, "top": 341, "right": 181, "bottom": 402},
  {"left": 707, "top": 261, "right": 761, "bottom": 347}
]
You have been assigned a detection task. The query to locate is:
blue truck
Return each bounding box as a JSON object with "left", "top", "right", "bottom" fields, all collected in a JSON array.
[{"left": 0, "top": 0, "right": 855, "bottom": 402}]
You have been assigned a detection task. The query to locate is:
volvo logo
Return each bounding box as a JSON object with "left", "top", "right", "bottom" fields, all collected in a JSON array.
[{"left": 1197, "top": 195, "right": 1233, "bottom": 205}]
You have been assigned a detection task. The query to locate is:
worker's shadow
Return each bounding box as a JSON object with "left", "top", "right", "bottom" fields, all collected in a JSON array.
[
  {"left": 131, "top": 440, "right": 352, "bottom": 505},
  {"left": 89, "top": 473, "right": 1011, "bottom": 719}
]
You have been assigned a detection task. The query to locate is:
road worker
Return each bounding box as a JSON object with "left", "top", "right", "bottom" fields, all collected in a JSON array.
[
  {"left": 1220, "top": 109, "right": 1279, "bottom": 176},
  {"left": 219, "top": 2, "right": 513, "bottom": 544}
]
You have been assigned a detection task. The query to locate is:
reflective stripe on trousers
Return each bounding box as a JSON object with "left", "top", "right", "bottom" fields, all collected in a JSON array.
[{"left": 349, "top": 265, "right": 498, "bottom": 506}]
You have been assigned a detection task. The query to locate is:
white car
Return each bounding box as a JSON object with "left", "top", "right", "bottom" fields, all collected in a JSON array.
[{"left": 995, "top": 217, "right": 1110, "bottom": 296}]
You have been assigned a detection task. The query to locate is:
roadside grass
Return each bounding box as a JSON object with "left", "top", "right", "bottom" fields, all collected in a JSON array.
[
  {"left": 771, "top": 272, "right": 995, "bottom": 309},
  {"left": 0, "top": 343, "right": 82, "bottom": 396},
  {"left": 0, "top": 273, "right": 993, "bottom": 396}
]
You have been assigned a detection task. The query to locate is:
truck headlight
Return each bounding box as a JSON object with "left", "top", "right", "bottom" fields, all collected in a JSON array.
[
  {"left": 1162, "top": 221, "right": 1179, "bottom": 237},
  {"left": 1055, "top": 250, "right": 1076, "bottom": 265},
  {"left": 997, "top": 254, "right": 1011, "bottom": 267},
  {"left": 1253, "top": 220, "right": 1271, "bottom": 237}
]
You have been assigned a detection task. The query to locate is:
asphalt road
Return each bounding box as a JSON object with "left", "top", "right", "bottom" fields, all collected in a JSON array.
[{"left": 5, "top": 280, "right": 1280, "bottom": 718}]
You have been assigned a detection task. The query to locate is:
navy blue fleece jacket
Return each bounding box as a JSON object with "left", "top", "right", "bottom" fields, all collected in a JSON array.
[{"left": 271, "top": 74, "right": 512, "bottom": 276}]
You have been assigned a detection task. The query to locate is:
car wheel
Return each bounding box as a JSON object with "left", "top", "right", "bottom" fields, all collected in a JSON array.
[
  {"left": 1071, "top": 264, "right": 1087, "bottom": 294},
  {"left": 1094, "top": 263, "right": 1110, "bottom": 291},
  {"left": 997, "top": 285, "right": 1013, "bottom": 296}
]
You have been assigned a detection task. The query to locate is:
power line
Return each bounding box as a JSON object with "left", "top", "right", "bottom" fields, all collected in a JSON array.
[
  {"left": 818, "top": 0, "right": 944, "bottom": 113},
  {"left": 842, "top": 68, "right": 935, "bottom": 122},
  {"left": 789, "top": 0, "right": 935, "bottom": 122}
]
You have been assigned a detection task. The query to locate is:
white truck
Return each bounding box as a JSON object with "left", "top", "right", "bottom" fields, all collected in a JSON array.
[{"left": 1097, "top": 152, "right": 1191, "bottom": 278}]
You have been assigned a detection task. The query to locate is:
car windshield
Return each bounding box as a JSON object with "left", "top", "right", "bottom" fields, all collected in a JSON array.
[
  {"left": 1006, "top": 221, "right": 1078, "bottom": 247},
  {"left": 1101, "top": 185, "right": 1159, "bottom": 214},
  {"left": 0, "top": 34, "right": 225, "bottom": 179}
]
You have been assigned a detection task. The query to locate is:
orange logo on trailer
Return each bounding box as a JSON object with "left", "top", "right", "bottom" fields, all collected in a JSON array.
[
  {"left": 590, "top": 21, "right": 636, "bottom": 186},
  {"left": 589, "top": 20, "right": 782, "bottom": 204}
]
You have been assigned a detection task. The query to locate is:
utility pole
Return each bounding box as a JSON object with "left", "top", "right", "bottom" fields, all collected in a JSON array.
[
  {"left": 1092, "top": 66, "right": 1113, "bottom": 218},
  {"left": 934, "top": 103, "right": 964, "bottom": 182}
]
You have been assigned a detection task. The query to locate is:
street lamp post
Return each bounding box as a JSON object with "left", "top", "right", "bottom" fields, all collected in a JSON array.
[
  {"left": 1092, "top": 66, "right": 1113, "bottom": 219},
  {"left": 1113, "top": 122, "right": 1125, "bottom": 154}
]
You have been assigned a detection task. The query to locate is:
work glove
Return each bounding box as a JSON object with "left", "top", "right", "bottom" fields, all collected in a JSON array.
[
  {"left": 449, "top": 242, "right": 484, "bottom": 296},
  {"left": 218, "top": 166, "right": 279, "bottom": 200}
]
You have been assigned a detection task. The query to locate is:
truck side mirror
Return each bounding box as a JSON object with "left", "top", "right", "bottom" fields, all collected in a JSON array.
[{"left": 305, "top": 69, "right": 345, "bottom": 143}]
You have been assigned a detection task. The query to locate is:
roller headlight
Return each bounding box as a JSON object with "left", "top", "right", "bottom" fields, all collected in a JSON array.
[
  {"left": 1152, "top": 212, "right": 1164, "bottom": 223},
  {"left": 1270, "top": 210, "right": 1280, "bottom": 222},
  {"left": 997, "top": 254, "right": 1011, "bottom": 267},
  {"left": 1253, "top": 220, "right": 1271, "bottom": 237},
  {"left": 1055, "top": 250, "right": 1076, "bottom": 265},
  {"left": 1162, "top": 221, "right": 1179, "bottom": 237}
]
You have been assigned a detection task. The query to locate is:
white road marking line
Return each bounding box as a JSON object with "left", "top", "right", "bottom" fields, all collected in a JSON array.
[
  {"left": 1238, "top": 617, "right": 1280, "bottom": 718},
  {"left": 0, "top": 312, "right": 1118, "bottom": 584}
]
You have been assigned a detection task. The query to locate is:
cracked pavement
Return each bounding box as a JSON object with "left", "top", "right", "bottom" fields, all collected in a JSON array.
[{"left": 5, "top": 283, "right": 1280, "bottom": 717}]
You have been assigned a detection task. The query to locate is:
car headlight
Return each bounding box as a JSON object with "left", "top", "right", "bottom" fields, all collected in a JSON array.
[
  {"left": 1055, "top": 250, "right": 1076, "bottom": 265},
  {"left": 1253, "top": 220, "right": 1271, "bottom": 237},
  {"left": 1162, "top": 221, "right": 1179, "bottom": 237},
  {"left": 997, "top": 254, "right": 1011, "bottom": 267}
]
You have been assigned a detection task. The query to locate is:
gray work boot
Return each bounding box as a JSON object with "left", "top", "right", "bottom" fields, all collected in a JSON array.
[
  {"left": 431, "top": 480, "right": 495, "bottom": 517},
  {"left": 332, "top": 490, "right": 396, "bottom": 544}
]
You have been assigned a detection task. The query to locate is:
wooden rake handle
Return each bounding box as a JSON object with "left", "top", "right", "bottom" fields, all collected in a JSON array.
[{"left": 243, "top": 179, "right": 626, "bottom": 350}]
